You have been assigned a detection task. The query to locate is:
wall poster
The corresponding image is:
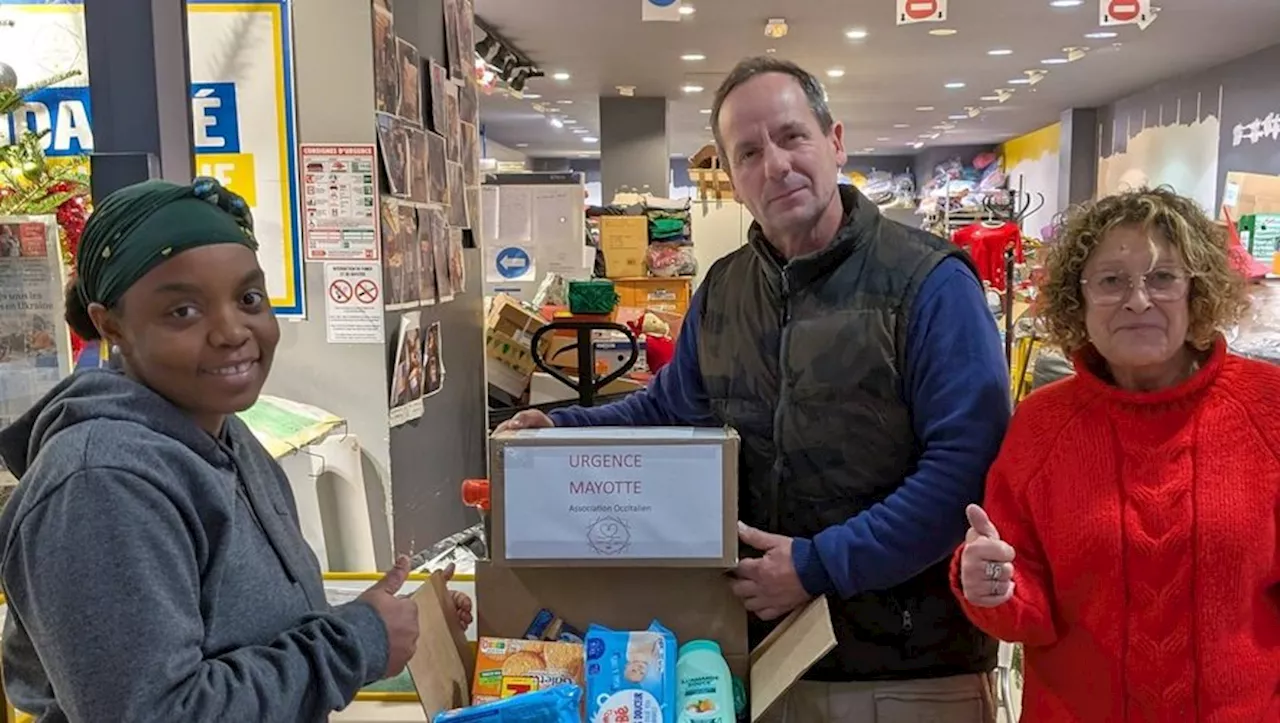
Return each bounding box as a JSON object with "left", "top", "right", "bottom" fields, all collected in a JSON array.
[{"left": 0, "top": 0, "right": 307, "bottom": 317}]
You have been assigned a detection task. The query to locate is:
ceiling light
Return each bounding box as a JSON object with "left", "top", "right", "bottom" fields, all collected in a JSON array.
[
  {"left": 515, "top": 143, "right": 529, "bottom": 148},
  {"left": 700, "top": 108, "right": 711, "bottom": 114},
  {"left": 845, "top": 28, "right": 868, "bottom": 39},
  {"left": 1085, "top": 31, "right": 1118, "bottom": 39},
  {"left": 1008, "top": 78, "right": 1032, "bottom": 84},
  {"left": 861, "top": 147, "right": 875, "bottom": 152},
  {"left": 948, "top": 114, "right": 967, "bottom": 120},
  {"left": 704, "top": 125, "right": 712, "bottom": 130},
  {"left": 916, "top": 106, "right": 934, "bottom": 111},
  {"left": 582, "top": 136, "right": 598, "bottom": 143},
  {"left": 678, "top": 4, "right": 695, "bottom": 15},
  {"left": 980, "top": 95, "right": 999, "bottom": 101},
  {"left": 556, "top": 99, "right": 573, "bottom": 104},
  {"left": 988, "top": 49, "right": 1013, "bottom": 56},
  {"left": 616, "top": 85, "right": 636, "bottom": 96},
  {"left": 877, "top": 137, "right": 890, "bottom": 141},
  {"left": 827, "top": 68, "right": 845, "bottom": 78},
  {"left": 572, "top": 128, "right": 589, "bottom": 134},
  {"left": 928, "top": 28, "right": 957, "bottom": 36},
  {"left": 552, "top": 71, "right": 570, "bottom": 81},
  {"left": 1049, "top": 0, "right": 1083, "bottom": 6},
  {"left": 944, "top": 81, "right": 965, "bottom": 89},
  {"left": 563, "top": 119, "right": 577, "bottom": 124},
  {"left": 1041, "top": 58, "right": 1069, "bottom": 64},
  {"left": 548, "top": 117, "right": 564, "bottom": 129},
  {"left": 681, "top": 53, "right": 706, "bottom": 61},
  {"left": 893, "top": 123, "right": 910, "bottom": 128},
  {"left": 522, "top": 93, "right": 541, "bottom": 99},
  {"left": 682, "top": 84, "right": 704, "bottom": 93},
  {"left": 911, "top": 141, "right": 925, "bottom": 149},
  {"left": 765, "top": 48, "right": 777, "bottom": 54}
]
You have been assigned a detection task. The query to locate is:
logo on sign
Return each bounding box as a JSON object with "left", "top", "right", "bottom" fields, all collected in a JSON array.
[
  {"left": 495, "top": 246, "right": 530, "bottom": 279},
  {"left": 1, "top": 82, "right": 240, "bottom": 157},
  {"left": 586, "top": 516, "right": 631, "bottom": 556},
  {"left": 897, "top": 0, "right": 947, "bottom": 24}
]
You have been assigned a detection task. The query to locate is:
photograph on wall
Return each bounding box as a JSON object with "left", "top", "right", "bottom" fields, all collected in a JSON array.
[
  {"left": 446, "top": 161, "right": 469, "bottom": 228},
  {"left": 458, "top": 77, "right": 479, "bottom": 126},
  {"left": 423, "top": 320, "right": 444, "bottom": 398},
  {"left": 375, "top": 112, "right": 409, "bottom": 197},
  {"left": 389, "top": 311, "right": 425, "bottom": 426},
  {"left": 442, "top": 0, "right": 465, "bottom": 81},
  {"left": 406, "top": 127, "right": 429, "bottom": 204},
  {"left": 464, "top": 187, "right": 480, "bottom": 244},
  {"left": 0, "top": 217, "right": 72, "bottom": 432},
  {"left": 430, "top": 205, "right": 453, "bottom": 302},
  {"left": 428, "top": 60, "right": 449, "bottom": 135},
  {"left": 416, "top": 206, "right": 442, "bottom": 305},
  {"left": 457, "top": 0, "right": 477, "bottom": 87},
  {"left": 460, "top": 121, "right": 479, "bottom": 188},
  {"left": 396, "top": 38, "right": 423, "bottom": 126},
  {"left": 372, "top": 7, "right": 400, "bottom": 114},
  {"left": 444, "top": 84, "right": 461, "bottom": 162},
  {"left": 426, "top": 131, "right": 447, "bottom": 204},
  {"left": 380, "top": 200, "right": 420, "bottom": 309},
  {"left": 447, "top": 227, "right": 466, "bottom": 296}
]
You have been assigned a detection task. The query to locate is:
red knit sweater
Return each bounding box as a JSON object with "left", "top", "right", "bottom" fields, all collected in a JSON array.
[{"left": 951, "top": 338, "right": 1280, "bottom": 722}]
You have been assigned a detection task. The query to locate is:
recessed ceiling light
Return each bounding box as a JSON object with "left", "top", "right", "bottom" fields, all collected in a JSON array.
[
  {"left": 678, "top": 4, "right": 695, "bottom": 14},
  {"left": 916, "top": 106, "right": 934, "bottom": 111},
  {"left": 893, "top": 123, "right": 910, "bottom": 128},
  {"left": 988, "top": 48, "right": 1013, "bottom": 56},
  {"left": 1085, "top": 30, "right": 1118, "bottom": 39},
  {"left": 948, "top": 114, "right": 968, "bottom": 120},
  {"left": 944, "top": 81, "right": 966, "bottom": 89},
  {"left": 522, "top": 93, "right": 541, "bottom": 99},
  {"left": 556, "top": 99, "right": 573, "bottom": 104},
  {"left": 861, "top": 147, "right": 875, "bottom": 152},
  {"left": 928, "top": 28, "right": 958, "bottom": 36},
  {"left": 516, "top": 143, "right": 529, "bottom": 148},
  {"left": 1041, "top": 58, "right": 1069, "bottom": 64},
  {"left": 1008, "top": 78, "right": 1032, "bottom": 84},
  {"left": 980, "top": 95, "right": 1000, "bottom": 101},
  {"left": 563, "top": 119, "right": 577, "bottom": 124},
  {"left": 765, "top": 47, "right": 777, "bottom": 54},
  {"left": 1050, "top": 0, "right": 1083, "bottom": 6},
  {"left": 845, "top": 28, "right": 868, "bottom": 39},
  {"left": 572, "top": 128, "right": 589, "bottom": 134},
  {"left": 682, "top": 84, "right": 704, "bottom": 93},
  {"left": 552, "top": 71, "right": 570, "bottom": 81},
  {"left": 582, "top": 136, "right": 598, "bottom": 143},
  {"left": 549, "top": 117, "right": 564, "bottom": 129},
  {"left": 704, "top": 125, "right": 712, "bottom": 130},
  {"left": 877, "top": 137, "right": 890, "bottom": 141},
  {"left": 681, "top": 53, "right": 706, "bottom": 61},
  {"left": 827, "top": 68, "right": 845, "bottom": 78},
  {"left": 700, "top": 108, "right": 711, "bottom": 114}
]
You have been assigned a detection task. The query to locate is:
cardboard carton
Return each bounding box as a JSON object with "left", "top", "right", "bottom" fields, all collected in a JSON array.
[{"left": 408, "top": 427, "right": 837, "bottom": 722}]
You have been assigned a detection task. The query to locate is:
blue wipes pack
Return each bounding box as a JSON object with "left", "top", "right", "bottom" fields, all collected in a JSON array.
[
  {"left": 433, "top": 683, "right": 581, "bottom": 723},
  {"left": 584, "top": 620, "right": 678, "bottom": 723}
]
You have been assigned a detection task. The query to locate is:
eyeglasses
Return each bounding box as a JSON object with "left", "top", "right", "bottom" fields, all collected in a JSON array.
[{"left": 1080, "top": 268, "right": 1192, "bottom": 305}]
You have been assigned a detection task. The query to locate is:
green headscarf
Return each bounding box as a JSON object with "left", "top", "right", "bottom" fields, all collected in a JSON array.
[{"left": 75, "top": 177, "right": 258, "bottom": 308}]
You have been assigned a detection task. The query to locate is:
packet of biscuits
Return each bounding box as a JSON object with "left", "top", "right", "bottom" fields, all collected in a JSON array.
[{"left": 472, "top": 637, "right": 586, "bottom": 705}]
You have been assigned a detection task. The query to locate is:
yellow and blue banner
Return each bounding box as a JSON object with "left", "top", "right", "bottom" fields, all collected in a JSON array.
[{"left": 0, "top": 0, "right": 306, "bottom": 317}]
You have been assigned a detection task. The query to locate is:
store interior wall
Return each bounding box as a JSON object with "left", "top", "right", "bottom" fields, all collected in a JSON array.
[
  {"left": 1001, "top": 123, "right": 1061, "bottom": 237},
  {"left": 383, "top": 0, "right": 488, "bottom": 555},
  {"left": 273, "top": 0, "right": 395, "bottom": 567},
  {"left": 1097, "top": 42, "right": 1280, "bottom": 213}
]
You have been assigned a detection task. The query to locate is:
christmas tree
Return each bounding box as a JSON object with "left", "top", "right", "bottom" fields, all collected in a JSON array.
[{"left": 0, "top": 62, "right": 93, "bottom": 358}]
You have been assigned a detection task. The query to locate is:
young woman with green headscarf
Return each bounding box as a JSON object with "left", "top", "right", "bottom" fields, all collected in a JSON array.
[{"left": 0, "top": 178, "right": 471, "bottom": 722}]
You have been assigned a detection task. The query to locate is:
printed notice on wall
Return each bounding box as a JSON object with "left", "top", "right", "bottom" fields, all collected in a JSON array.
[
  {"left": 501, "top": 444, "right": 725, "bottom": 560},
  {"left": 301, "top": 145, "right": 380, "bottom": 261},
  {"left": 323, "top": 262, "right": 385, "bottom": 344}
]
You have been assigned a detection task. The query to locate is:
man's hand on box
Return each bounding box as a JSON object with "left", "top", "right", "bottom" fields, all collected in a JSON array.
[
  {"left": 495, "top": 409, "right": 554, "bottom": 433},
  {"left": 731, "top": 522, "right": 813, "bottom": 621}
]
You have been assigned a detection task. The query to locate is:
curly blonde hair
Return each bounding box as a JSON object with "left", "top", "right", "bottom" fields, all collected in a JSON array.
[{"left": 1038, "top": 186, "right": 1249, "bottom": 355}]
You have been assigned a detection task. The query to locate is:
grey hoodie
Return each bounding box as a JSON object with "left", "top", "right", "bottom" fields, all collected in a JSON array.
[{"left": 0, "top": 370, "right": 389, "bottom": 722}]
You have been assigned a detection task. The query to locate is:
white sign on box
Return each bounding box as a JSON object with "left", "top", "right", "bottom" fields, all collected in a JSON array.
[{"left": 502, "top": 443, "right": 725, "bottom": 560}]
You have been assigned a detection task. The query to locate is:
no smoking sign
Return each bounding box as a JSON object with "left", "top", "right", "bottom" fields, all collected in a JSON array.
[{"left": 897, "top": 0, "right": 947, "bottom": 25}]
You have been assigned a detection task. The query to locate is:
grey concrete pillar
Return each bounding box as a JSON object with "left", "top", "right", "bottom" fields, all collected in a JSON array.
[
  {"left": 83, "top": 0, "right": 195, "bottom": 199},
  {"left": 599, "top": 96, "right": 668, "bottom": 202},
  {"left": 1058, "top": 108, "right": 1099, "bottom": 209}
]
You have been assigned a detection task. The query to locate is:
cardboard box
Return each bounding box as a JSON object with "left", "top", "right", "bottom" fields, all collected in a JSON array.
[
  {"left": 1222, "top": 171, "right": 1280, "bottom": 219},
  {"left": 489, "top": 428, "right": 740, "bottom": 568},
  {"left": 599, "top": 216, "right": 649, "bottom": 279},
  {"left": 407, "top": 428, "right": 837, "bottom": 722}
]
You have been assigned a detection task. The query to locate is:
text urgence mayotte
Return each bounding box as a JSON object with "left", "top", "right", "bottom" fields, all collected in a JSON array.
[{"left": 566, "top": 452, "right": 653, "bottom": 514}]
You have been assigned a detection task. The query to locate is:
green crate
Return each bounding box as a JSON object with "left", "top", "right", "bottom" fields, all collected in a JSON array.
[{"left": 568, "top": 279, "right": 619, "bottom": 315}]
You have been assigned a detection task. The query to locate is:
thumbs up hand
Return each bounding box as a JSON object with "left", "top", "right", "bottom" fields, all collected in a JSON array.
[{"left": 960, "top": 504, "right": 1017, "bottom": 608}]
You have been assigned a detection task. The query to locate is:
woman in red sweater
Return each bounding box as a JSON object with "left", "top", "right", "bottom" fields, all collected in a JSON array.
[{"left": 953, "top": 187, "right": 1280, "bottom": 722}]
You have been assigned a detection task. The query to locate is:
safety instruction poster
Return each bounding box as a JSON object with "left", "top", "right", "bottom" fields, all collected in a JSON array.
[
  {"left": 0, "top": 0, "right": 306, "bottom": 317},
  {"left": 300, "top": 144, "right": 379, "bottom": 262}
]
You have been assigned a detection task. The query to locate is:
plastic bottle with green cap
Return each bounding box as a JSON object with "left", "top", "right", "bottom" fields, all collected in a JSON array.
[{"left": 676, "top": 639, "right": 736, "bottom": 723}]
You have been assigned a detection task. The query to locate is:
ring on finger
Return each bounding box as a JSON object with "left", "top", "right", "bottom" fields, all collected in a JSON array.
[
  {"left": 985, "top": 561, "right": 1002, "bottom": 581},
  {"left": 989, "top": 581, "right": 1002, "bottom": 597}
]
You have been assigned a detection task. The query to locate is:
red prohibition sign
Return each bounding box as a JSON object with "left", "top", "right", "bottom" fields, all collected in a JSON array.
[
  {"left": 1106, "top": 0, "right": 1140, "bottom": 21},
  {"left": 903, "top": 0, "right": 939, "bottom": 21},
  {"left": 354, "top": 279, "right": 379, "bottom": 304},
  {"left": 328, "top": 279, "right": 353, "bottom": 304}
]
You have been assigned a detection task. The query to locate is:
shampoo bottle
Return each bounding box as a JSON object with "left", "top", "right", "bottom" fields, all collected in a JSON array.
[{"left": 676, "top": 640, "right": 735, "bottom": 723}]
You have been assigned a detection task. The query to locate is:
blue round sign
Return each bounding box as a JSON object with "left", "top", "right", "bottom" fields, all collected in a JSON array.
[
  {"left": 647, "top": 0, "right": 679, "bottom": 5},
  {"left": 495, "top": 247, "right": 531, "bottom": 280}
]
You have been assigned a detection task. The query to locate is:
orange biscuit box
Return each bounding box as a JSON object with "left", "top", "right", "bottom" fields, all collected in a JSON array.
[{"left": 472, "top": 637, "right": 587, "bottom": 704}]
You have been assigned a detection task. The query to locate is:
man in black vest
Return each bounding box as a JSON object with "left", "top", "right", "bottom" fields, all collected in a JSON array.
[{"left": 501, "top": 57, "right": 1009, "bottom": 721}]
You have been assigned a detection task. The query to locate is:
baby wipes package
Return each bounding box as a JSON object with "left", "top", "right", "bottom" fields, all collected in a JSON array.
[
  {"left": 585, "top": 620, "right": 678, "bottom": 723},
  {"left": 434, "top": 683, "right": 582, "bottom": 723}
]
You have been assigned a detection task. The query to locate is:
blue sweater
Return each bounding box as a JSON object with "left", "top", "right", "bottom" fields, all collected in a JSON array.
[{"left": 550, "top": 257, "right": 1010, "bottom": 599}]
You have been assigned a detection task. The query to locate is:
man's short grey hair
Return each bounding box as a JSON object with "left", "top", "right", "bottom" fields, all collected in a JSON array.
[{"left": 709, "top": 56, "right": 834, "bottom": 169}]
